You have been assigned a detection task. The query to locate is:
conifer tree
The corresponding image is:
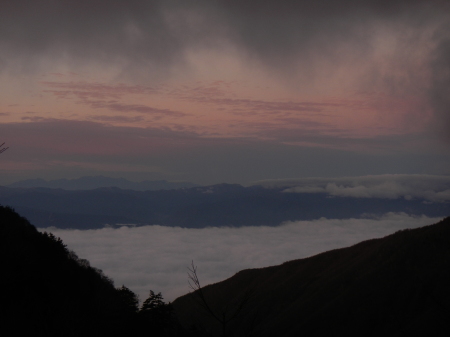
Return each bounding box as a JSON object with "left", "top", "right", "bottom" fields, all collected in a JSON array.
[{"left": 117, "top": 285, "right": 139, "bottom": 315}]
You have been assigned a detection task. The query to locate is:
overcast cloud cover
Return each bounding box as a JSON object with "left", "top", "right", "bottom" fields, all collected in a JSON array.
[
  {"left": 2, "top": 0, "right": 449, "bottom": 130},
  {"left": 0, "top": 0, "right": 450, "bottom": 184},
  {"left": 42, "top": 213, "right": 443, "bottom": 302}
]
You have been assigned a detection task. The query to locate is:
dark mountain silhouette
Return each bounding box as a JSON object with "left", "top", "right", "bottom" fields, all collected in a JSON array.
[
  {"left": 173, "top": 217, "right": 450, "bottom": 337},
  {"left": 3, "top": 203, "right": 450, "bottom": 336},
  {"left": 0, "top": 183, "right": 449, "bottom": 228},
  {"left": 7, "top": 175, "right": 199, "bottom": 191},
  {"left": 0, "top": 205, "right": 187, "bottom": 337}
]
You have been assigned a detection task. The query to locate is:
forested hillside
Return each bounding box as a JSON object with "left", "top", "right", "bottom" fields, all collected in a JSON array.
[{"left": 0, "top": 205, "right": 187, "bottom": 337}]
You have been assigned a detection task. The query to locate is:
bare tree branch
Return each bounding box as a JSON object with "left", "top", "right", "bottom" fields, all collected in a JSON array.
[
  {"left": 0, "top": 142, "right": 8, "bottom": 154},
  {"left": 188, "top": 261, "right": 223, "bottom": 325},
  {"left": 187, "top": 261, "right": 255, "bottom": 337}
]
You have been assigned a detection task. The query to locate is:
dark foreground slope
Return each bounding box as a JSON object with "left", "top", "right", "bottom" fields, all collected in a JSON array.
[
  {"left": 0, "top": 206, "right": 185, "bottom": 337},
  {"left": 173, "top": 217, "right": 450, "bottom": 337}
]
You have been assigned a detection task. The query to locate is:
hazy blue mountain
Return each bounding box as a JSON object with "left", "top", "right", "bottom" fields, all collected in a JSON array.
[
  {"left": 6, "top": 176, "right": 199, "bottom": 191},
  {"left": 0, "top": 184, "right": 449, "bottom": 229}
]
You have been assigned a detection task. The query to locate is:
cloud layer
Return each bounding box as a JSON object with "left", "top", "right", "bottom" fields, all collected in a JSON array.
[
  {"left": 256, "top": 174, "right": 450, "bottom": 202},
  {"left": 41, "top": 213, "right": 443, "bottom": 302}
]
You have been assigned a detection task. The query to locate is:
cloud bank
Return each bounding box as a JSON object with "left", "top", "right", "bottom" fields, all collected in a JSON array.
[
  {"left": 256, "top": 174, "right": 450, "bottom": 202},
  {"left": 41, "top": 213, "right": 442, "bottom": 302}
]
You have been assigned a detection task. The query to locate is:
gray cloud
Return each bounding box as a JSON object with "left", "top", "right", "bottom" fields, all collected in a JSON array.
[
  {"left": 1, "top": 1, "right": 440, "bottom": 69},
  {"left": 0, "top": 0, "right": 228, "bottom": 79},
  {"left": 429, "top": 29, "right": 450, "bottom": 140},
  {"left": 40, "top": 213, "right": 443, "bottom": 302},
  {"left": 1, "top": 1, "right": 449, "bottom": 134},
  {"left": 256, "top": 174, "right": 450, "bottom": 202}
]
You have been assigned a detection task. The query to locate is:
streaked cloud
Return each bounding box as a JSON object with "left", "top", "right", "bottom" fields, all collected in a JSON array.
[
  {"left": 40, "top": 213, "right": 443, "bottom": 302},
  {"left": 85, "top": 101, "right": 187, "bottom": 118},
  {"left": 42, "top": 81, "right": 158, "bottom": 100},
  {"left": 89, "top": 115, "right": 146, "bottom": 123}
]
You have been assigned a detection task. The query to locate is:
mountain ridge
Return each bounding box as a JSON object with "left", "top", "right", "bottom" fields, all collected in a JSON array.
[{"left": 173, "top": 217, "right": 450, "bottom": 336}]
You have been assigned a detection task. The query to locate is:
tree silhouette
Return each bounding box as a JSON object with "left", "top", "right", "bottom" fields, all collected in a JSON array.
[
  {"left": 141, "top": 290, "right": 166, "bottom": 312},
  {"left": 117, "top": 285, "right": 139, "bottom": 315},
  {"left": 139, "top": 290, "right": 178, "bottom": 336}
]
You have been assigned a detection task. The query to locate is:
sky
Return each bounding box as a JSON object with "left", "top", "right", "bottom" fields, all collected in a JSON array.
[
  {"left": 42, "top": 213, "right": 443, "bottom": 301},
  {"left": 1, "top": 0, "right": 450, "bottom": 185}
]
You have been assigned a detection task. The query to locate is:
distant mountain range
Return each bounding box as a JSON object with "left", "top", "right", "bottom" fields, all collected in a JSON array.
[
  {"left": 6, "top": 176, "right": 199, "bottom": 191},
  {"left": 0, "top": 183, "right": 449, "bottom": 229},
  {"left": 173, "top": 217, "right": 450, "bottom": 336}
]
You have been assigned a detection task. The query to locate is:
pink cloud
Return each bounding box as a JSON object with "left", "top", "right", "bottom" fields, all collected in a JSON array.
[
  {"left": 21, "top": 116, "right": 51, "bottom": 122},
  {"left": 35, "top": 79, "right": 432, "bottom": 146},
  {"left": 85, "top": 101, "right": 187, "bottom": 117},
  {"left": 88, "top": 115, "right": 146, "bottom": 123},
  {"left": 40, "top": 81, "right": 188, "bottom": 121},
  {"left": 42, "top": 81, "right": 158, "bottom": 100},
  {"left": 167, "top": 82, "right": 345, "bottom": 117}
]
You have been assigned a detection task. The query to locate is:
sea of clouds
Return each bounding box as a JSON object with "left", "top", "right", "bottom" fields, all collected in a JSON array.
[{"left": 41, "top": 212, "right": 443, "bottom": 302}]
